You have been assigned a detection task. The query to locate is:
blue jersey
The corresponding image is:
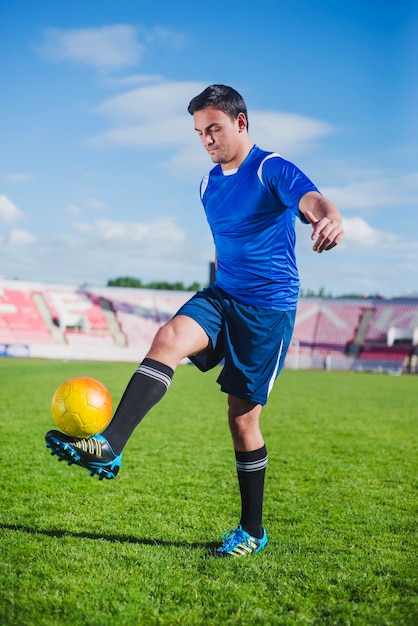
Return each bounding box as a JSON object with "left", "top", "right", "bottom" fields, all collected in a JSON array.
[{"left": 199, "top": 145, "right": 319, "bottom": 310}]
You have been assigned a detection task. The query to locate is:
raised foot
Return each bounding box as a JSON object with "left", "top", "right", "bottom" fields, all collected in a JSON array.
[{"left": 45, "top": 430, "right": 122, "bottom": 480}]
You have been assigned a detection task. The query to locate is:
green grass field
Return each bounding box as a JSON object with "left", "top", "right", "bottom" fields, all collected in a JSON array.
[{"left": 0, "top": 358, "right": 417, "bottom": 625}]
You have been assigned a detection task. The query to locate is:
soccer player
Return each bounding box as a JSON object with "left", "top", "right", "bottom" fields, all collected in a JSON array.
[{"left": 46, "top": 85, "right": 344, "bottom": 557}]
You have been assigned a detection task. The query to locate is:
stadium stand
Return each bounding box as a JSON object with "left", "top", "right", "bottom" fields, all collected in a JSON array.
[
  {"left": 115, "top": 311, "right": 161, "bottom": 349},
  {"left": 364, "top": 303, "right": 418, "bottom": 342},
  {"left": 352, "top": 345, "right": 412, "bottom": 374},
  {"left": 43, "top": 289, "right": 111, "bottom": 333},
  {"left": 291, "top": 299, "right": 369, "bottom": 355},
  {"left": 0, "top": 287, "right": 54, "bottom": 345},
  {"left": 349, "top": 301, "right": 418, "bottom": 373},
  {"left": 1, "top": 279, "right": 417, "bottom": 372}
]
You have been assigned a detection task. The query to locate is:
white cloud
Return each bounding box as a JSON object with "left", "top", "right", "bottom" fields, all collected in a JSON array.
[
  {"left": 92, "top": 115, "right": 192, "bottom": 149},
  {"left": 37, "top": 25, "right": 188, "bottom": 74},
  {"left": 38, "top": 25, "right": 144, "bottom": 71},
  {"left": 89, "top": 81, "right": 206, "bottom": 154},
  {"left": 90, "top": 81, "right": 334, "bottom": 161},
  {"left": 8, "top": 229, "right": 37, "bottom": 245},
  {"left": 250, "top": 111, "right": 334, "bottom": 155},
  {"left": 73, "top": 217, "right": 185, "bottom": 245},
  {"left": 322, "top": 172, "right": 418, "bottom": 211},
  {"left": 342, "top": 216, "right": 397, "bottom": 246},
  {"left": 94, "top": 81, "right": 204, "bottom": 124},
  {"left": 0, "top": 195, "right": 24, "bottom": 223}
]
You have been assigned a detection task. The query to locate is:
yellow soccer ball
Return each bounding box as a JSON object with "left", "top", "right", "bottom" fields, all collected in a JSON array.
[{"left": 51, "top": 377, "right": 112, "bottom": 438}]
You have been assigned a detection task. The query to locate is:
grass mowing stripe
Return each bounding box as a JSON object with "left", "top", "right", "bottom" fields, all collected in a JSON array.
[{"left": 0, "top": 359, "right": 417, "bottom": 625}]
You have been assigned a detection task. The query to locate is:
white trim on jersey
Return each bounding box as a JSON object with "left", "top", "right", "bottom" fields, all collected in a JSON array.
[
  {"left": 256, "top": 152, "right": 282, "bottom": 185},
  {"left": 200, "top": 173, "right": 210, "bottom": 199}
]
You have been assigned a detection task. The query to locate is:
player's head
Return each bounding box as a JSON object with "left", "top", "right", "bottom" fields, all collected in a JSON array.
[{"left": 188, "top": 84, "right": 249, "bottom": 129}]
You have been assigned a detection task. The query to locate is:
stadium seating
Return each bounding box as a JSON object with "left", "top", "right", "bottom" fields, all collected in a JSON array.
[
  {"left": 351, "top": 302, "right": 418, "bottom": 371},
  {"left": 0, "top": 288, "right": 54, "bottom": 344},
  {"left": 352, "top": 344, "right": 412, "bottom": 373},
  {"left": 365, "top": 303, "right": 418, "bottom": 342},
  {"left": 291, "top": 299, "right": 368, "bottom": 354},
  {"left": 43, "top": 289, "right": 111, "bottom": 332},
  {"left": 106, "top": 289, "right": 191, "bottom": 349},
  {"left": 115, "top": 312, "right": 162, "bottom": 348},
  {"left": 363, "top": 345, "right": 411, "bottom": 359},
  {"left": 1, "top": 279, "right": 417, "bottom": 370}
]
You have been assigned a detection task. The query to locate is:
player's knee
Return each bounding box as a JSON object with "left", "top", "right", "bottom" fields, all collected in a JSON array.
[
  {"left": 228, "top": 410, "right": 256, "bottom": 437},
  {"left": 149, "top": 318, "right": 207, "bottom": 364},
  {"left": 151, "top": 322, "right": 178, "bottom": 351},
  {"left": 228, "top": 398, "right": 263, "bottom": 444},
  {"left": 147, "top": 313, "right": 210, "bottom": 373},
  {"left": 228, "top": 414, "right": 247, "bottom": 439}
]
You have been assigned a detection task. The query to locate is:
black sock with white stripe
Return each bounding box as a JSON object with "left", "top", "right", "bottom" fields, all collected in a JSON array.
[
  {"left": 101, "top": 358, "right": 173, "bottom": 454},
  {"left": 235, "top": 445, "right": 268, "bottom": 539}
]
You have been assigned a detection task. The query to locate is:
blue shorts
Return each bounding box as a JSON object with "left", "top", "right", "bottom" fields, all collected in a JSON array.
[{"left": 176, "top": 285, "right": 296, "bottom": 405}]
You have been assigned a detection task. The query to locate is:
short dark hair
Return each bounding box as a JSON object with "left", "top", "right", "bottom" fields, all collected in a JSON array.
[{"left": 188, "top": 84, "right": 249, "bottom": 128}]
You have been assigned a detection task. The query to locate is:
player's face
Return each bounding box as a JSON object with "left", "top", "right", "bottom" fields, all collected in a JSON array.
[{"left": 193, "top": 106, "right": 247, "bottom": 170}]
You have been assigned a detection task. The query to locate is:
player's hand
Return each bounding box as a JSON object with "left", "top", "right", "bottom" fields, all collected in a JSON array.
[{"left": 305, "top": 210, "right": 345, "bottom": 253}]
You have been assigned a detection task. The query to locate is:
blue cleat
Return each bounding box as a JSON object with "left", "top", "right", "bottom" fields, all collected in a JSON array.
[
  {"left": 45, "top": 430, "right": 122, "bottom": 480},
  {"left": 208, "top": 524, "right": 268, "bottom": 557}
]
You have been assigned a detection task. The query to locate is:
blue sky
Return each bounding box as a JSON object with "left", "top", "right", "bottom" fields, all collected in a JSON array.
[{"left": 0, "top": 0, "right": 417, "bottom": 297}]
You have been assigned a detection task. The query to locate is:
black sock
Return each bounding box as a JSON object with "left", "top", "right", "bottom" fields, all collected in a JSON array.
[
  {"left": 235, "top": 445, "right": 268, "bottom": 539},
  {"left": 101, "top": 358, "right": 174, "bottom": 454}
]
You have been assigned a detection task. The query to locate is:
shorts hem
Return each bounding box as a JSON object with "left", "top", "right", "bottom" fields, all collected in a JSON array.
[{"left": 219, "top": 385, "right": 267, "bottom": 406}]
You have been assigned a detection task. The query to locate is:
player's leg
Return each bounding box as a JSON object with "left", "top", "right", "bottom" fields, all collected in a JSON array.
[
  {"left": 46, "top": 315, "right": 209, "bottom": 479},
  {"left": 146, "top": 314, "right": 211, "bottom": 369},
  {"left": 227, "top": 396, "right": 264, "bottom": 452},
  {"left": 100, "top": 314, "right": 209, "bottom": 452},
  {"left": 232, "top": 397, "right": 268, "bottom": 539},
  {"left": 208, "top": 302, "right": 296, "bottom": 556},
  {"left": 207, "top": 396, "right": 269, "bottom": 557}
]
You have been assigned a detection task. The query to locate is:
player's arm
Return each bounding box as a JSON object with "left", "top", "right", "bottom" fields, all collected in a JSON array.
[{"left": 299, "top": 191, "right": 344, "bottom": 253}]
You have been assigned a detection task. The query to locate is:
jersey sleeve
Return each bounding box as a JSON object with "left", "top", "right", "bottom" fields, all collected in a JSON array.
[{"left": 260, "top": 154, "right": 319, "bottom": 223}]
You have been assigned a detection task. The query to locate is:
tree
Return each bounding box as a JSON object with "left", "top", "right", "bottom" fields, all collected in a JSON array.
[
  {"left": 107, "top": 277, "right": 143, "bottom": 288},
  {"left": 107, "top": 277, "right": 201, "bottom": 291}
]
